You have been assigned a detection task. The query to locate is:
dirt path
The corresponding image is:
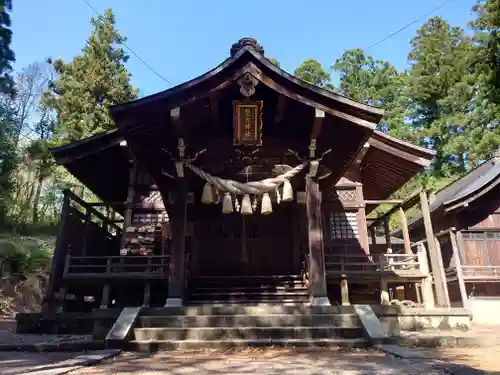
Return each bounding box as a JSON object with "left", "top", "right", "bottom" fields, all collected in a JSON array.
[{"left": 67, "top": 348, "right": 451, "bottom": 375}]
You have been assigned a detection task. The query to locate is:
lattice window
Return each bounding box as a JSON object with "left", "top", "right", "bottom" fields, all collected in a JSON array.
[
  {"left": 329, "top": 211, "right": 358, "bottom": 239},
  {"left": 336, "top": 189, "right": 356, "bottom": 201}
]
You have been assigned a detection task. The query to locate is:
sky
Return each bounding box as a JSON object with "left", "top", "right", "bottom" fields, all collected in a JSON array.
[{"left": 12, "top": 0, "right": 478, "bottom": 97}]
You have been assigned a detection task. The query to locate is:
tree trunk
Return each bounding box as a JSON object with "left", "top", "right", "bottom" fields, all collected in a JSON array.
[{"left": 32, "top": 171, "right": 44, "bottom": 224}]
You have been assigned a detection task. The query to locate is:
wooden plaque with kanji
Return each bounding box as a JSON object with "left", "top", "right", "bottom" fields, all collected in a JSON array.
[{"left": 233, "top": 100, "right": 263, "bottom": 146}]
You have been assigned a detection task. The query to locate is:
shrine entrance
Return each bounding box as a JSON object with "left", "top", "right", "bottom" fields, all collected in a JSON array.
[{"left": 194, "top": 203, "right": 299, "bottom": 277}]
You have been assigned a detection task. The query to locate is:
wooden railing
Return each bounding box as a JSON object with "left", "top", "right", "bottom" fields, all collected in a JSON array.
[
  {"left": 63, "top": 255, "right": 171, "bottom": 279},
  {"left": 461, "top": 266, "right": 500, "bottom": 279},
  {"left": 325, "top": 253, "right": 423, "bottom": 275}
]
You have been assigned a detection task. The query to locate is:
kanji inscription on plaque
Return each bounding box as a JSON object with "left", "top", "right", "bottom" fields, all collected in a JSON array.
[{"left": 233, "top": 100, "right": 263, "bottom": 146}]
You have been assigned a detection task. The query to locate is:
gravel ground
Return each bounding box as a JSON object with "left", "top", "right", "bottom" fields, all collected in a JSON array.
[{"left": 67, "top": 348, "right": 454, "bottom": 375}]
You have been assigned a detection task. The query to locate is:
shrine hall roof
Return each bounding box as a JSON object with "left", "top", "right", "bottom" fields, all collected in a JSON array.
[
  {"left": 395, "top": 152, "right": 500, "bottom": 236},
  {"left": 50, "top": 38, "right": 435, "bottom": 204}
]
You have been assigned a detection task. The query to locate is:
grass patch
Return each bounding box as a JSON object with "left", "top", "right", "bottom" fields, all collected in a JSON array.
[{"left": 0, "top": 234, "right": 54, "bottom": 275}]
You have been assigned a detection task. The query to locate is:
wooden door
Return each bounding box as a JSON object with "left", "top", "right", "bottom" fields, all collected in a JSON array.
[{"left": 196, "top": 204, "right": 297, "bottom": 276}]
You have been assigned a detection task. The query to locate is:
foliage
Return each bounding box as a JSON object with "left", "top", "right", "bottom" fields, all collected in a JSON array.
[
  {"left": 332, "top": 49, "right": 409, "bottom": 138},
  {"left": 1, "top": 4, "right": 500, "bottom": 243},
  {"left": 43, "top": 8, "right": 138, "bottom": 144},
  {"left": 0, "top": 235, "right": 54, "bottom": 275},
  {"left": 0, "top": 0, "right": 15, "bottom": 96},
  {"left": 294, "top": 59, "right": 335, "bottom": 90}
]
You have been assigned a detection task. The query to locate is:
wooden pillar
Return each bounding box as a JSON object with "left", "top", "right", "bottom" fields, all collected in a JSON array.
[
  {"left": 81, "top": 210, "right": 91, "bottom": 257},
  {"left": 120, "top": 163, "right": 137, "bottom": 252},
  {"left": 450, "top": 230, "right": 468, "bottom": 308},
  {"left": 340, "top": 277, "right": 350, "bottom": 306},
  {"left": 380, "top": 278, "right": 390, "bottom": 305},
  {"left": 100, "top": 284, "right": 110, "bottom": 309},
  {"left": 356, "top": 185, "right": 370, "bottom": 254},
  {"left": 42, "top": 191, "right": 71, "bottom": 313},
  {"left": 100, "top": 258, "right": 112, "bottom": 309},
  {"left": 416, "top": 243, "right": 435, "bottom": 307},
  {"left": 383, "top": 217, "right": 392, "bottom": 253},
  {"left": 419, "top": 191, "right": 450, "bottom": 307},
  {"left": 399, "top": 207, "right": 412, "bottom": 255},
  {"left": 306, "top": 176, "right": 330, "bottom": 306},
  {"left": 370, "top": 226, "right": 377, "bottom": 246},
  {"left": 165, "top": 183, "right": 188, "bottom": 307}
]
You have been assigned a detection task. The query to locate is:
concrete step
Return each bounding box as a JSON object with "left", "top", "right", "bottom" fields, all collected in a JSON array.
[
  {"left": 141, "top": 305, "right": 356, "bottom": 316},
  {"left": 138, "top": 313, "right": 360, "bottom": 328},
  {"left": 128, "top": 337, "right": 369, "bottom": 351},
  {"left": 134, "top": 326, "right": 364, "bottom": 341}
]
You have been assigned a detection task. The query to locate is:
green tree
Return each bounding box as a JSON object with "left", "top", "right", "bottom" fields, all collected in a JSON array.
[
  {"left": 0, "top": 0, "right": 15, "bottom": 95},
  {"left": 406, "top": 17, "right": 475, "bottom": 175},
  {"left": 43, "top": 8, "right": 138, "bottom": 143},
  {"left": 0, "top": 99, "right": 17, "bottom": 227},
  {"left": 294, "top": 59, "right": 334, "bottom": 90},
  {"left": 268, "top": 57, "right": 280, "bottom": 67},
  {"left": 467, "top": 0, "right": 500, "bottom": 161},
  {"left": 332, "top": 49, "right": 409, "bottom": 138}
]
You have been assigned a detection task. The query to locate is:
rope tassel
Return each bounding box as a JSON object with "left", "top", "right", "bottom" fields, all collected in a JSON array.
[
  {"left": 261, "top": 193, "right": 272, "bottom": 215},
  {"left": 282, "top": 180, "right": 293, "bottom": 202},
  {"left": 222, "top": 193, "right": 233, "bottom": 214},
  {"left": 201, "top": 183, "right": 214, "bottom": 204},
  {"left": 241, "top": 194, "right": 253, "bottom": 215}
]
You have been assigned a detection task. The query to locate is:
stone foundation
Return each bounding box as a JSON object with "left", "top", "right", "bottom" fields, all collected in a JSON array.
[{"left": 371, "top": 306, "right": 472, "bottom": 336}]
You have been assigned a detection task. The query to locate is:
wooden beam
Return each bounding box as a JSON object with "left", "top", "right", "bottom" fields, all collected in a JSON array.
[
  {"left": 365, "top": 199, "right": 403, "bottom": 205},
  {"left": 383, "top": 217, "right": 392, "bottom": 253},
  {"left": 420, "top": 191, "right": 450, "bottom": 307},
  {"left": 209, "top": 92, "right": 219, "bottom": 126},
  {"left": 274, "top": 95, "right": 287, "bottom": 124},
  {"left": 355, "top": 143, "right": 370, "bottom": 166},
  {"left": 450, "top": 230, "right": 468, "bottom": 308},
  {"left": 42, "top": 192, "right": 71, "bottom": 313},
  {"left": 120, "top": 162, "right": 137, "bottom": 251},
  {"left": 240, "top": 62, "right": 376, "bottom": 130},
  {"left": 368, "top": 188, "right": 424, "bottom": 229},
  {"left": 170, "top": 106, "right": 184, "bottom": 137},
  {"left": 368, "top": 138, "right": 430, "bottom": 167},
  {"left": 165, "top": 181, "right": 188, "bottom": 306},
  {"left": 399, "top": 207, "right": 412, "bottom": 255},
  {"left": 306, "top": 175, "right": 330, "bottom": 305},
  {"left": 310, "top": 108, "right": 325, "bottom": 139}
]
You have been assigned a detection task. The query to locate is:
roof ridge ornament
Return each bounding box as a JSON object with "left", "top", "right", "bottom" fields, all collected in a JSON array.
[
  {"left": 230, "top": 37, "right": 265, "bottom": 57},
  {"left": 235, "top": 62, "right": 262, "bottom": 97}
]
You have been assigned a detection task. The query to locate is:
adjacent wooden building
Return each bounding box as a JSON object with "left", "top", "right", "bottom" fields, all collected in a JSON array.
[
  {"left": 43, "top": 38, "right": 441, "bottom": 313},
  {"left": 399, "top": 152, "right": 500, "bottom": 323}
]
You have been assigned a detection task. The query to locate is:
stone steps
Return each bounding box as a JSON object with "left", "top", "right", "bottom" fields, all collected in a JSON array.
[
  {"left": 138, "top": 313, "right": 360, "bottom": 328},
  {"left": 141, "top": 305, "right": 355, "bottom": 316},
  {"left": 130, "top": 305, "right": 367, "bottom": 351},
  {"left": 134, "top": 326, "right": 365, "bottom": 341},
  {"left": 129, "top": 338, "right": 369, "bottom": 351}
]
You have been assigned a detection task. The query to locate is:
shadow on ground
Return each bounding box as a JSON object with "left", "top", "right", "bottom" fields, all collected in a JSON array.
[{"left": 66, "top": 347, "right": 495, "bottom": 375}]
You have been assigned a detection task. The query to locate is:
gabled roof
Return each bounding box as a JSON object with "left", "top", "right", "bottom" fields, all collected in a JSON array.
[
  {"left": 402, "top": 154, "right": 500, "bottom": 234},
  {"left": 49, "top": 39, "right": 436, "bottom": 205},
  {"left": 110, "top": 38, "right": 384, "bottom": 129},
  {"left": 49, "top": 129, "right": 131, "bottom": 203}
]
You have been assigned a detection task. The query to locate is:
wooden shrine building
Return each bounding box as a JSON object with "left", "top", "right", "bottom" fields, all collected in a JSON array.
[
  {"left": 43, "top": 38, "right": 443, "bottom": 313},
  {"left": 396, "top": 152, "right": 500, "bottom": 324}
]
